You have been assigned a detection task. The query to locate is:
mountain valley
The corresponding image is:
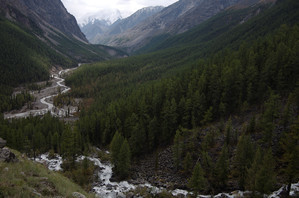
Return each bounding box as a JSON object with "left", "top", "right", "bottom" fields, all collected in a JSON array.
[{"left": 0, "top": 0, "right": 298, "bottom": 197}]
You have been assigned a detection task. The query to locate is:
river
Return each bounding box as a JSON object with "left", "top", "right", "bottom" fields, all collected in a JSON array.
[
  {"left": 34, "top": 153, "right": 299, "bottom": 198},
  {"left": 4, "top": 65, "right": 80, "bottom": 119}
]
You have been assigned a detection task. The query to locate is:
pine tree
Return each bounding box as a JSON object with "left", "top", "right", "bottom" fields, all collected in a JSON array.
[
  {"left": 260, "top": 91, "right": 279, "bottom": 145},
  {"left": 225, "top": 117, "right": 232, "bottom": 146},
  {"left": 183, "top": 152, "right": 192, "bottom": 174},
  {"left": 234, "top": 134, "right": 254, "bottom": 189},
  {"left": 255, "top": 148, "right": 276, "bottom": 194},
  {"left": 110, "top": 131, "right": 124, "bottom": 166},
  {"left": 214, "top": 145, "right": 229, "bottom": 188},
  {"left": 280, "top": 117, "right": 299, "bottom": 195},
  {"left": 148, "top": 116, "right": 159, "bottom": 151},
  {"left": 188, "top": 162, "right": 207, "bottom": 194},
  {"left": 129, "top": 122, "right": 146, "bottom": 156},
  {"left": 245, "top": 147, "right": 262, "bottom": 194},
  {"left": 117, "top": 139, "right": 131, "bottom": 179},
  {"left": 61, "top": 126, "right": 75, "bottom": 162},
  {"left": 201, "top": 106, "right": 213, "bottom": 126},
  {"left": 173, "top": 129, "right": 182, "bottom": 170},
  {"left": 51, "top": 132, "right": 60, "bottom": 153}
]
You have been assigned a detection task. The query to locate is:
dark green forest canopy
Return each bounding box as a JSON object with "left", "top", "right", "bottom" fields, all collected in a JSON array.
[
  {"left": 0, "top": 0, "right": 298, "bottom": 194},
  {"left": 65, "top": 0, "right": 299, "bottom": 153},
  {"left": 0, "top": 18, "right": 75, "bottom": 112}
]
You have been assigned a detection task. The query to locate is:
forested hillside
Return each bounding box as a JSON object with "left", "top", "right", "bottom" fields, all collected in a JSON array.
[
  {"left": 0, "top": 5, "right": 127, "bottom": 113},
  {"left": 0, "top": 17, "right": 74, "bottom": 112},
  {"left": 137, "top": 0, "right": 299, "bottom": 54},
  {"left": 62, "top": 0, "right": 298, "bottom": 193},
  {"left": 1, "top": 0, "right": 298, "bottom": 196}
]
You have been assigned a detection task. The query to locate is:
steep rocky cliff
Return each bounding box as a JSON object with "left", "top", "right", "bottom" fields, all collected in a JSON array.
[
  {"left": 0, "top": 0, "right": 127, "bottom": 63},
  {"left": 0, "top": 0, "right": 87, "bottom": 42}
]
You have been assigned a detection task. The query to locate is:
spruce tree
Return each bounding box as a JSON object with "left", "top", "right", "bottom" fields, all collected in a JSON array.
[
  {"left": 173, "top": 129, "right": 182, "bottom": 170},
  {"left": 214, "top": 145, "right": 229, "bottom": 188},
  {"left": 201, "top": 106, "right": 213, "bottom": 126},
  {"left": 118, "top": 139, "right": 131, "bottom": 179},
  {"left": 225, "top": 117, "right": 232, "bottom": 146},
  {"left": 255, "top": 148, "right": 276, "bottom": 194},
  {"left": 183, "top": 152, "right": 192, "bottom": 174},
  {"left": 110, "top": 131, "right": 124, "bottom": 166},
  {"left": 234, "top": 134, "right": 254, "bottom": 189},
  {"left": 188, "top": 162, "right": 207, "bottom": 194},
  {"left": 260, "top": 91, "right": 279, "bottom": 145},
  {"left": 245, "top": 147, "right": 262, "bottom": 194},
  {"left": 280, "top": 117, "right": 299, "bottom": 195}
]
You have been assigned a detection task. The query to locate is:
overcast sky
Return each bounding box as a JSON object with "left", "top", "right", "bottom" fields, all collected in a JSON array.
[{"left": 61, "top": 0, "right": 178, "bottom": 20}]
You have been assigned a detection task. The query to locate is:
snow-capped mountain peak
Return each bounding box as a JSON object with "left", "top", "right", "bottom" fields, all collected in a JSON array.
[{"left": 78, "top": 9, "right": 123, "bottom": 26}]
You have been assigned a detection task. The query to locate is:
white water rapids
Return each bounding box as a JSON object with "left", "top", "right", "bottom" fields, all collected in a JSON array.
[{"left": 34, "top": 153, "right": 299, "bottom": 198}]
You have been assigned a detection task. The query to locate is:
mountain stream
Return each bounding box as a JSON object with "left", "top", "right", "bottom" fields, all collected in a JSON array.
[
  {"left": 4, "top": 65, "right": 80, "bottom": 119},
  {"left": 35, "top": 153, "right": 299, "bottom": 198}
]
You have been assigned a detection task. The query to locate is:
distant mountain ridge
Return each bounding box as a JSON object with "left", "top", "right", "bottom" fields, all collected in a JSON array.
[
  {"left": 79, "top": 9, "right": 123, "bottom": 27},
  {"left": 103, "top": 0, "right": 264, "bottom": 53},
  {"left": 81, "top": 6, "right": 164, "bottom": 44}
]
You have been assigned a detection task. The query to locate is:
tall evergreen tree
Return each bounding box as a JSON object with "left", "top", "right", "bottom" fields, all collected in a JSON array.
[
  {"left": 117, "top": 139, "right": 131, "bottom": 179},
  {"left": 214, "top": 145, "right": 229, "bottom": 189},
  {"left": 183, "top": 152, "right": 192, "bottom": 174},
  {"left": 110, "top": 131, "right": 124, "bottom": 166},
  {"left": 246, "top": 147, "right": 262, "bottom": 194},
  {"left": 260, "top": 91, "right": 279, "bottom": 145},
  {"left": 255, "top": 148, "right": 276, "bottom": 194},
  {"left": 188, "top": 162, "right": 207, "bottom": 194},
  {"left": 234, "top": 134, "right": 254, "bottom": 189},
  {"left": 173, "top": 129, "right": 182, "bottom": 170},
  {"left": 201, "top": 106, "right": 213, "bottom": 126},
  {"left": 280, "top": 117, "right": 299, "bottom": 195}
]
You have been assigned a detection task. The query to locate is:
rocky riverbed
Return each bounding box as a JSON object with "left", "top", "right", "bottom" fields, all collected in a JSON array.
[
  {"left": 33, "top": 152, "right": 299, "bottom": 198},
  {"left": 4, "top": 65, "right": 81, "bottom": 120}
]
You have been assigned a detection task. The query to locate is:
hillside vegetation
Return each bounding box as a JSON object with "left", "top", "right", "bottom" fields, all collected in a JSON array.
[
  {"left": 0, "top": 15, "right": 127, "bottom": 113},
  {"left": 0, "top": 149, "right": 94, "bottom": 198},
  {"left": 1, "top": 0, "right": 298, "bottom": 196},
  {"left": 62, "top": 0, "right": 299, "bottom": 194},
  {"left": 0, "top": 17, "right": 75, "bottom": 113}
]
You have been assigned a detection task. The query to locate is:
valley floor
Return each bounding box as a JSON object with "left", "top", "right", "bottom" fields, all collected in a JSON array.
[{"left": 4, "top": 66, "right": 80, "bottom": 120}]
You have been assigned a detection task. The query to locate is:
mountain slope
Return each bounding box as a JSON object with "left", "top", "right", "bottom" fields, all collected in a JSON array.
[
  {"left": 137, "top": 0, "right": 277, "bottom": 54},
  {"left": 0, "top": 0, "right": 127, "bottom": 63},
  {"left": 0, "top": 17, "right": 71, "bottom": 87},
  {"left": 105, "top": 0, "right": 255, "bottom": 53},
  {"left": 66, "top": 0, "right": 299, "bottom": 114},
  {"left": 0, "top": 0, "right": 87, "bottom": 42},
  {"left": 65, "top": 0, "right": 299, "bottom": 193},
  {"left": 0, "top": 149, "right": 94, "bottom": 197},
  {"left": 82, "top": 6, "right": 164, "bottom": 44},
  {"left": 0, "top": 0, "right": 127, "bottom": 113}
]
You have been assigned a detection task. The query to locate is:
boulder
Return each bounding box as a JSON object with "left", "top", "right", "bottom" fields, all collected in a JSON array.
[
  {"left": 72, "top": 192, "right": 86, "bottom": 198},
  {"left": 0, "top": 148, "right": 18, "bottom": 163},
  {"left": 0, "top": 137, "right": 6, "bottom": 148}
]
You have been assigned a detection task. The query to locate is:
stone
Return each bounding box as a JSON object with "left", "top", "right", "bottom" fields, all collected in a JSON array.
[
  {"left": 72, "top": 192, "right": 86, "bottom": 198},
  {"left": 0, "top": 148, "right": 18, "bottom": 163},
  {"left": 126, "top": 192, "right": 134, "bottom": 198},
  {"left": 0, "top": 137, "right": 6, "bottom": 148}
]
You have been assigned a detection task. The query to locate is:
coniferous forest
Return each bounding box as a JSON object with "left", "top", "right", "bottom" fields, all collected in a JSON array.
[{"left": 0, "top": 0, "right": 298, "bottom": 196}]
